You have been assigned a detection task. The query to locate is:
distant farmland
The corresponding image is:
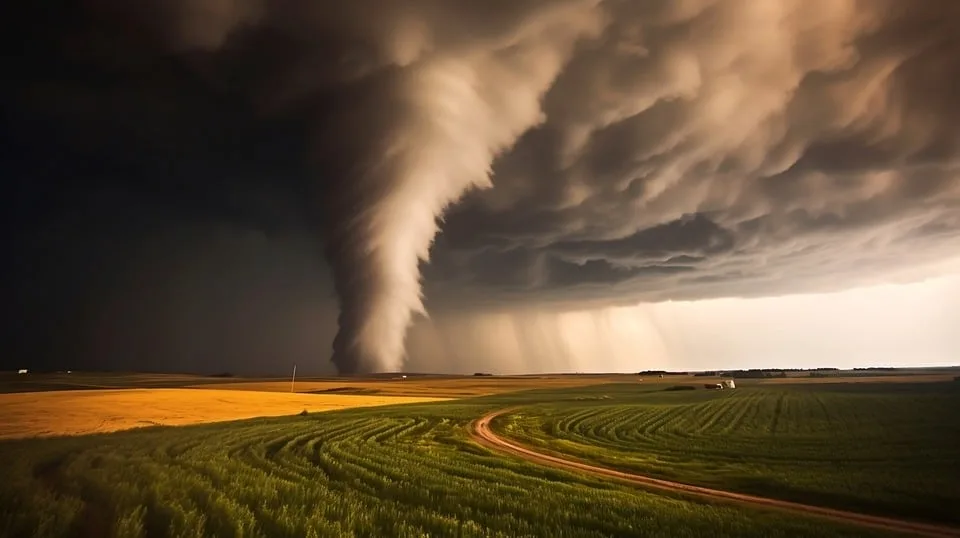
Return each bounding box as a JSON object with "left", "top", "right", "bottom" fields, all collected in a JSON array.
[
  {"left": 195, "top": 375, "right": 639, "bottom": 398},
  {"left": 0, "top": 371, "right": 643, "bottom": 397}
]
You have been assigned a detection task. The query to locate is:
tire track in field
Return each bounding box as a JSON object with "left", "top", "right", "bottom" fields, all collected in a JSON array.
[
  {"left": 472, "top": 409, "right": 960, "bottom": 538},
  {"left": 769, "top": 392, "right": 786, "bottom": 436}
]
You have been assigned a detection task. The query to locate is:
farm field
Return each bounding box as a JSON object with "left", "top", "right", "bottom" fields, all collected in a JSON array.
[
  {"left": 756, "top": 374, "right": 957, "bottom": 384},
  {"left": 197, "top": 374, "right": 642, "bottom": 398},
  {"left": 0, "top": 372, "right": 276, "bottom": 394},
  {"left": 0, "top": 372, "right": 641, "bottom": 397},
  {"left": 1, "top": 391, "right": 888, "bottom": 538},
  {"left": 0, "top": 389, "right": 446, "bottom": 439},
  {"left": 4, "top": 369, "right": 953, "bottom": 396},
  {"left": 493, "top": 382, "right": 960, "bottom": 526}
]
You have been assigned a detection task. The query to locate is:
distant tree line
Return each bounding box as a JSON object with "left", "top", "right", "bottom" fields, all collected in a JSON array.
[{"left": 638, "top": 367, "right": 849, "bottom": 379}]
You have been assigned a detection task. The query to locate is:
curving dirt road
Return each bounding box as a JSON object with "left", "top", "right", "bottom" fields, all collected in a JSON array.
[{"left": 471, "top": 409, "right": 960, "bottom": 538}]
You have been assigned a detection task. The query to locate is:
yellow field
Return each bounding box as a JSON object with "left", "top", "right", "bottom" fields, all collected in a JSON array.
[
  {"left": 0, "top": 389, "right": 446, "bottom": 440},
  {"left": 194, "top": 375, "right": 638, "bottom": 398}
]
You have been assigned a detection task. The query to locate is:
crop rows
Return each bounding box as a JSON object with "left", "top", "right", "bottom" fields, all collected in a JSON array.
[
  {"left": 0, "top": 397, "right": 883, "bottom": 538},
  {"left": 497, "top": 383, "right": 960, "bottom": 525}
]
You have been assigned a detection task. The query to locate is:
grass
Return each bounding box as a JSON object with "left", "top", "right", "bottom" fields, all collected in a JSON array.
[
  {"left": 0, "top": 390, "right": 886, "bottom": 538},
  {"left": 0, "top": 389, "right": 446, "bottom": 439},
  {"left": 494, "top": 382, "right": 960, "bottom": 525}
]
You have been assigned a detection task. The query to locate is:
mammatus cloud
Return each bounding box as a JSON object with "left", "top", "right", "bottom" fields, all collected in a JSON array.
[{"left": 53, "top": 0, "right": 960, "bottom": 373}]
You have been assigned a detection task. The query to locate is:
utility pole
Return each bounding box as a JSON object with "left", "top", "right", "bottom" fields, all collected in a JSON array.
[{"left": 291, "top": 364, "right": 297, "bottom": 393}]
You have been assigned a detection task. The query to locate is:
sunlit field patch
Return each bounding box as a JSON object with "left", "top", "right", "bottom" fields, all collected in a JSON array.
[{"left": 0, "top": 389, "right": 446, "bottom": 439}]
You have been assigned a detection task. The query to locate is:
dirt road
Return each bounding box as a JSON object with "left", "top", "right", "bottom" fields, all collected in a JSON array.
[{"left": 472, "top": 409, "right": 960, "bottom": 538}]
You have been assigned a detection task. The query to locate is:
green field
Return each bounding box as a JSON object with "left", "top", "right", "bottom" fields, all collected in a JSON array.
[
  {"left": 494, "top": 382, "right": 960, "bottom": 525},
  {"left": 2, "top": 382, "right": 957, "bottom": 537}
]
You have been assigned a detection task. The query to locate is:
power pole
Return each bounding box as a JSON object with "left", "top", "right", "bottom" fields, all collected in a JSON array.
[{"left": 291, "top": 364, "right": 297, "bottom": 393}]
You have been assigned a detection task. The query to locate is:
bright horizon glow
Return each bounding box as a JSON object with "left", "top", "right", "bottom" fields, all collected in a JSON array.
[
  {"left": 639, "top": 274, "right": 959, "bottom": 372},
  {"left": 407, "top": 273, "right": 960, "bottom": 374}
]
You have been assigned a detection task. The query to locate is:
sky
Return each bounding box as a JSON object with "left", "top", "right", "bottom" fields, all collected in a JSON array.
[{"left": 4, "top": 0, "right": 960, "bottom": 375}]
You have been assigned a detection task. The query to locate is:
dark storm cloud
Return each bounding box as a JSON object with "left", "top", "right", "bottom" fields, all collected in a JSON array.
[
  {"left": 427, "top": 0, "right": 960, "bottom": 306},
  {"left": 5, "top": 0, "right": 960, "bottom": 373},
  {"left": 553, "top": 214, "right": 735, "bottom": 264},
  {"left": 6, "top": 0, "right": 608, "bottom": 372}
]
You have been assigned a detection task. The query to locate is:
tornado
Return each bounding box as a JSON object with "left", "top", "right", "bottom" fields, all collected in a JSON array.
[
  {"left": 323, "top": 20, "right": 600, "bottom": 372},
  {"left": 90, "top": 0, "right": 597, "bottom": 373},
  {"left": 125, "top": 0, "right": 606, "bottom": 375}
]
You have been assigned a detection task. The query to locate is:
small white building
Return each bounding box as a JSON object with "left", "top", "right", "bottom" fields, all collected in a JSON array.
[
  {"left": 722, "top": 379, "right": 736, "bottom": 389},
  {"left": 17, "top": 369, "right": 28, "bottom": 374}
]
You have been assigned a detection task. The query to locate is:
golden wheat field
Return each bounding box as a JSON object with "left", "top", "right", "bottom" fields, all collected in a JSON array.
[{"left": 0, "top": 388, "right": 447, "bottom": 440}]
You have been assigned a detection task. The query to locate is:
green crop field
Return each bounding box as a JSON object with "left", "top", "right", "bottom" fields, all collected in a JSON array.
[
  {"left": 2, "top": 381, "right": 956, "bottom": 538},
  {"left": 494, "top": 382, "right": 960, "bottom": 526}
]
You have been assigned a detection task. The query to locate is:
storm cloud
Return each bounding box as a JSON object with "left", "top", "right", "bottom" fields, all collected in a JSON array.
[
  {"left": 5, "top": 0, "right": 960, "bottom": 373},
  {"left": 427, "top": 0, "right": 960, "bottom": 308}
]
